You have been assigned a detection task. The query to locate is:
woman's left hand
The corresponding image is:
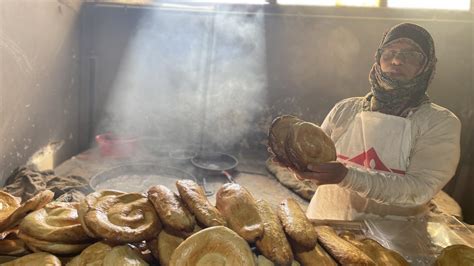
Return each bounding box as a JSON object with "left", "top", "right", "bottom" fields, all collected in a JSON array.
[{"left": 296, "top": 161, "right": 348, "bottom": 185}]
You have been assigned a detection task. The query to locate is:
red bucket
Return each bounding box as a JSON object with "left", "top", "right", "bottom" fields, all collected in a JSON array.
[{"left": 95, "top": 133, "right": 138, "bottom": 158}]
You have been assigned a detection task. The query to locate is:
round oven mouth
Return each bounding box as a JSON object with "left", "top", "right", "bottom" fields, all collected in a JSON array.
[{"left": 89, "top": 163, "right": 196, "bottom": 193}]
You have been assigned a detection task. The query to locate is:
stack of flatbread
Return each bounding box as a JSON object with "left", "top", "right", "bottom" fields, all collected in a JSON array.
[{"left": 1, "top": 180, "right": 414, "bottom": 266}]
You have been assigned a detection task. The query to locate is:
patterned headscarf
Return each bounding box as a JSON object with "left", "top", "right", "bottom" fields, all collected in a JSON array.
[{"left": 365, "top": 23, "right": 437, "bottom": 117}]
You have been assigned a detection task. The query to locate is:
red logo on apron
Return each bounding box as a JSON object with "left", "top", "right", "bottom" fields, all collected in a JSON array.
[{"left": 338, "top": 147, "right": 405, "bottom": 175}]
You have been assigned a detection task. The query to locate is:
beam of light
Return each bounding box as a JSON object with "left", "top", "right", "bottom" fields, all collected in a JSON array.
[
  {"left": 388, "top": 0, "right": 470, "bottom": 10},
  {"left": 99, "top": 6, "right": 268, "bottom": 152}
]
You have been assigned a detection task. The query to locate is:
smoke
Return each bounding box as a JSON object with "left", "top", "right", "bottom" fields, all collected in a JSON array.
[
  {"left": 201, "top": 9, "right": 268, "bottom": 151},
  {"left": 97, "top": 6, "right": 268, "bottom": 153}
]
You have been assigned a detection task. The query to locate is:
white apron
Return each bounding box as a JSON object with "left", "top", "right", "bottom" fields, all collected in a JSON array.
[{"left": 307, "top": 111, "right": 426, "bottom": 220}]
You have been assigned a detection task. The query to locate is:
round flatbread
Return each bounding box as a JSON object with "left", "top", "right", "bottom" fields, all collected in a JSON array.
[
  {"left": 19, "top": 202, "right": 91, "bottom": 244},
  {"left": 67, "top": 242, "right": 113, "bottom": 266},
  {"left": 286, "top": 121, "right": 336, "bottom": 171},
  {"left": 1, "top": 252, "right": 61, "bottom": 266},
  {"left": 169, "top": 226, "right": 256, "bottom": 266},
  {"left": 436, "top": 244, "right": 474, "bottom": 266},
  {"left": 268, "top": 115, "right": 302, "bottom": 166},
  {"left": 0, "top": 190, "right": 54, "bottom": 232},
  {"left": 78, "top": 190, "right": 161, "bottom": 243}
]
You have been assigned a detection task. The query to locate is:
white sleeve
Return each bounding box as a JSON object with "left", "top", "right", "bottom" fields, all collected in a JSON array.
[
  {"left": 338, "top": 114, "right": 461, "bottom": 207},
  {"left": 320, "top": 104, "right": 338, "bottom": 136},
  {"left": 321, "top": 97, "right": 365, "bottom": 143},
  {"left": 321, "top": 98, "right": 358, "bottom": 135}
]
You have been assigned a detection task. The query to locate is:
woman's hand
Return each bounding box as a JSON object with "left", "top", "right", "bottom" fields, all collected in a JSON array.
[{"left": 295, "top": 161, "right": 348, "bottom": 185}]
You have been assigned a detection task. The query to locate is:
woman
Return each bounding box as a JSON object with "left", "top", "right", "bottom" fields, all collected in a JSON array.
[{"left": 299, "top": 23, "right": 461, "bottom": 220}]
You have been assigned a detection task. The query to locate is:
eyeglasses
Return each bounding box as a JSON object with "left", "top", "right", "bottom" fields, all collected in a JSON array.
[{"left": 379, "top": 48, "right": 425, "bottom": 66}]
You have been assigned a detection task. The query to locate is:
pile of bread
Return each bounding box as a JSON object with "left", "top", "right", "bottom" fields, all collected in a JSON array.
[
  {"left": 1, "top": 179, "right": 472, "bottom": 266},
  {"left": 268, "top": 115, "right": 336, "bottom": 171}
]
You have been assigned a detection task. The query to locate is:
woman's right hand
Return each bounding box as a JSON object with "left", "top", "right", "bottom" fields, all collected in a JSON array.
[{"left": 293, "top": 161, "right": 348, "bottom": 185}]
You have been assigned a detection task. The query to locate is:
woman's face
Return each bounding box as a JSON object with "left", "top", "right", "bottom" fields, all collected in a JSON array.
[{"left": 379, "top": 39, "right": 425, "bottom": 81}]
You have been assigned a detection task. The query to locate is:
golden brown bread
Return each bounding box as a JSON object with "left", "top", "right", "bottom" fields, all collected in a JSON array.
[
  {"left": 162, "top": 223, "right": 203, "bottom": 240},
  {"left": 290, "top": 239, "right": 337, "bottom": 266},
  {"left": 148, "top": 230, "right": 184, "bottom": 266},
  {"left": 338, "top": 231, "right": 408, "bottom": 265},
  {"left": 78, "top": 190, "right": 161, "bottom": 243},
  {"left": 0, "top": 238, "right": 28, "bottom": 256},
  {"left": 0, "top": 191, "right": 21, "bottom": 225},
  {"left": 286, "top": 121, "right": 336, "bottom": 171},
  {"left": 68, "top": 244, "right": 149, "bottom": 265},
  {"left": 255, "top": 199, "right": 293, "bottom": 266},
  {"left": 18, "top": 231, "right": 90, "bottom": 255},
  {"left": 169, "top": 226, "right": 256, "bottom": 266},
  {"left": 0, "top": 227, "right": 23, "bottom": 255},
  {"left": 0, "top": 227, "right": 19, "bottom": 241},
  {"left": 268, "top": 115, "right": 303, "bottom": 166},
  {"left": 147, "top": 185, "right": 195, "bottom": 233},
  {"left": 358, "top": 238, "right": 409, "bottom": 266},
  {"left": 339, "top": 234, "right": 408, "bottom": 266},
  {"left": 176, "top": 179, "right": 226, "bottom": 227},
  {"left": 256, "top": 255, "right": 276, "bottom": 266},
  {"left": 0, "top": 256, "right": 17, "bottom": 264},
  {"left": 435, "top": 244, "right": 474, "bottom": 266},
  {"left": 66, "top": 241, "right": 113, "bottom": 266},
  {"left": 315, "top": 226, "right": 375, "bottom": 266},
  {"left": 0, "top": 190, "right": 54, "bottom": 232},
  {"left": 2, "top": 252, "right": 61, "bottom": 266},
  {"left": 103, "top": 245, "right": 149, "bottom": 265},
  {"left": 277, "top": 198, "right": 317, "bottom": 249},
  {"left": 256, "top": 255, "right": 302, "bottom": 266},
  {"left": 19, "top": 202, "right": 91, "bottom": 244},
  {"left": 215, "top": 183, "right": 264, "bottom": 243},
  {"left": 338, "top": 230, "right": 357, "bottom": 241}
]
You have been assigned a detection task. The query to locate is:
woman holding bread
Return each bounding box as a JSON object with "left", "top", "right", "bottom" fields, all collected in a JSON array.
[{"left": 276, "top": 23, "right": 461, "bottom": 220}]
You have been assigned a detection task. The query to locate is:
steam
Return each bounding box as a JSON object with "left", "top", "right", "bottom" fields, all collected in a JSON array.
[{"left": 97, "top": 6, "right": 267, "bottom": 153}]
